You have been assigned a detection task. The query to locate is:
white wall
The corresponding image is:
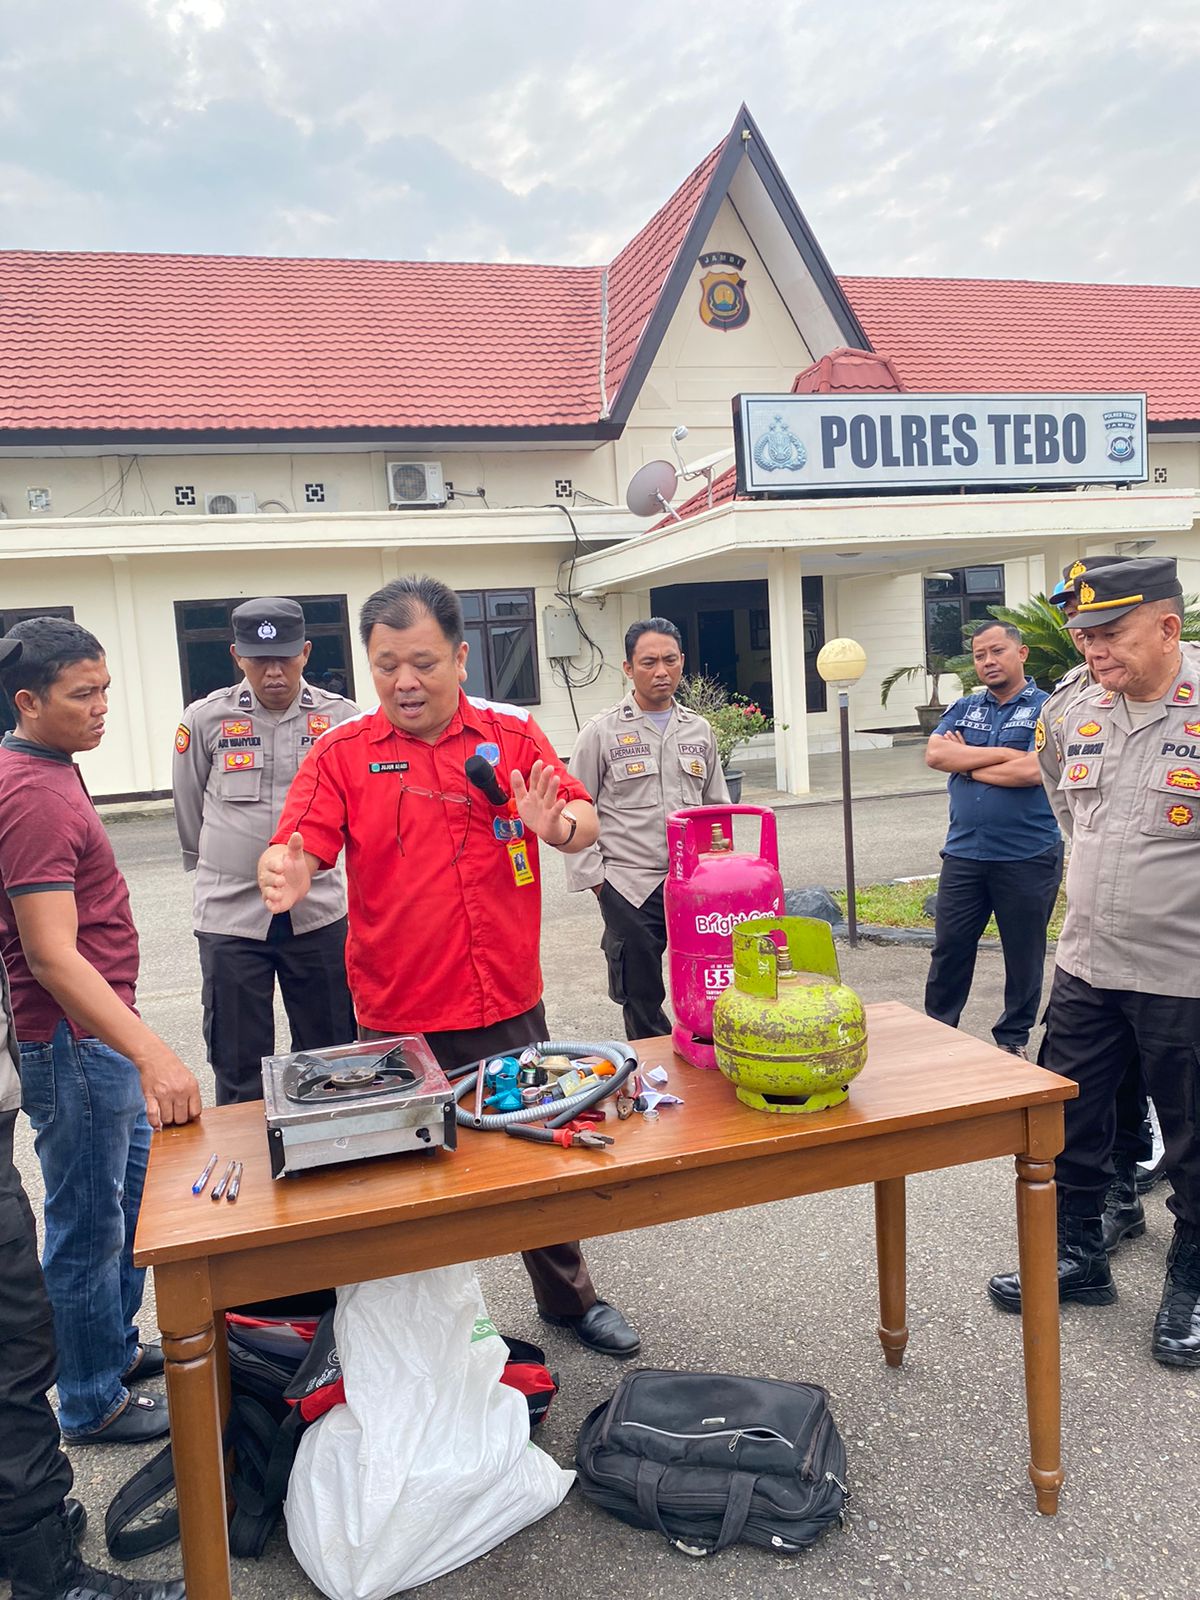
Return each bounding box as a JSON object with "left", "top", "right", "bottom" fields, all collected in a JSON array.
[{"left": 3, "top": 541, "right": 633, "bottom": 799}]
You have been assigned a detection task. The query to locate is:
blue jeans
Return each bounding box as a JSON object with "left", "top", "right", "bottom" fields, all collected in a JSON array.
[{"left": 18, "top": 1022, "right": 151, "bottom": 1435}]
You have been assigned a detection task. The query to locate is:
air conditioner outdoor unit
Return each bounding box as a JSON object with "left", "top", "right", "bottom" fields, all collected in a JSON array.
[
  {"left": 205, "top": 491, "right": 258, "bottom": 516},
  {"left": 386, "top": 461, "right": 446, "bottom": 509}
]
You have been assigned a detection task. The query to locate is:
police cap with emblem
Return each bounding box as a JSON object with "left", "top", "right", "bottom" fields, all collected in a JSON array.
[
  {"left": 1069, "top": 555, "right": 1183, "bottom": 630},
  {"left": 231, "top": 597, "right": 306, "bottom": 657},
  {"left": 1048, "top": 553, "right": 1137, "bottom": 609}
]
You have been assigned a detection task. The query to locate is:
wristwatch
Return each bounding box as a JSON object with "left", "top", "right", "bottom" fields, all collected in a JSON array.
[{"left": 555, "top": 810, "right": 578, "bottom": 849}]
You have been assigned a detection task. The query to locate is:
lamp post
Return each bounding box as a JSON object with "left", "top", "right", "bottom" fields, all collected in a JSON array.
[{"left": 816, "top": 639, "right": 868, "bottom": 947}]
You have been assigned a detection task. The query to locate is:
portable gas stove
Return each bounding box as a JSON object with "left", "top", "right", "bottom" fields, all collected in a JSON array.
[{"left": 262, "top": 1034, "right": 457, "bottom": 1178}]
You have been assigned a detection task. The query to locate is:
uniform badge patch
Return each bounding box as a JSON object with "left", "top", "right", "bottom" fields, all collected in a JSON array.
[
  {"left": 1067, "top": 763, "right": 1090, "bottom": 782},
  {"left": 224, "top": 750, "right": 256, "bottom": 771},
  {"left": 307, "top": 714, "right": 330, "bottom": 737},
  {"left": 689, "top": 759, "right": 704, "bottom": 776},
  {"left": 616, "top": 733, "right": 641, "bottom": 745},
  {"left": 624, "top": 761, "right": 647, "bottom": 776},
  {"left": 1097, "top": 691, "right": 1116, "bottom": 707},
  {"left": 1034, "top": 719, "right": 1046, "bottom": 753},
  {"left": 1076, "top": 721, "right": 1102, "bottom": 737},
  {"left": 609, "top": 741, "right": 651, "bottom": 760},
  {"left": 1186, "top": 722, "right": 1200, "bottom": 737},
  {"left": 222, "top": 719, "right": 252, "bottom": 737},
  {"left": 493, "top": 816, "right": 524, "bottom": 842},
  {"left": 1167, "top": 803, "right": 1194, "bottom": 828},
  {"left": 1173, "top": 682, "right": 1196, "bottom": 704},
  {"left": 1166, "top": 767, "right": 1200, "bottom": 791},
  {"left": 475, "top": 741, "right": 501, "bottom": 766},
  {"left": 175, "top": 723, "right": 190, "bottom": 754}
]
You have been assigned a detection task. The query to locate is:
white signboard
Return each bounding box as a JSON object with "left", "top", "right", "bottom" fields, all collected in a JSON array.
[{"left": 734, "top": 391, "right": 1148, "bottom": 493}]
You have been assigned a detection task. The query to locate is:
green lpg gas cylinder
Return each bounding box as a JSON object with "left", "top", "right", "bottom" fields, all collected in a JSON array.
[{"left": 712, "top": 916, "right": 867, "bottom": 1113}]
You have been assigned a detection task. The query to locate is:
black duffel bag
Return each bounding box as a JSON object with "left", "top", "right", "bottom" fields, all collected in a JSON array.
[{"left": 575, "top": 1368, "right": 849, "bottom": 1558}]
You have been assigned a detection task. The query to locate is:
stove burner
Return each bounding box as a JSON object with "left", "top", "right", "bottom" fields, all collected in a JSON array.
[{"left": 284, "top": 1052, "right": 423, "bottom": 1105}]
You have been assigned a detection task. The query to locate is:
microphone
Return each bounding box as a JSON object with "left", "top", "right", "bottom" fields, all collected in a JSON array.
[{"left": 465, "top": 754, "right": 509, "bottom": 807}]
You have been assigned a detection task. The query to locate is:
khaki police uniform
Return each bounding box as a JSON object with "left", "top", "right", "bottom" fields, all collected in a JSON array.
[
  {"left": 1036, "top": 639, "right": 1200, "bottom": 1238},
  {"left": 174, "top": 677, "right": 359, "bottom": 1103},
  {"left": 1035, "top": 658, "right": 1152, "bottom": 1175},
  {"left": 566, "top": 691, "right": 729, "bottom": 1039}
]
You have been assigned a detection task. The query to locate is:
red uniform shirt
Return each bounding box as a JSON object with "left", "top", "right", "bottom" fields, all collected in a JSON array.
[{"left": 272, "top": 694, "right": 591, "bottom": 1034}]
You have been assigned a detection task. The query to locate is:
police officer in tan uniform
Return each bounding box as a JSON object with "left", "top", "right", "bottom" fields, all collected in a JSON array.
[
  {"left": 988, "top": 557, "right": 1200, "bottom": 1367},
  {"left": 566, "top": 617, "right": 728, "bottom": 1039},
  {"left": 173, "top": 598, "right": 359, "bottom": 1103},
  {"left": 1044, "top": 554, "right": 1161, "bottom": 1250}
]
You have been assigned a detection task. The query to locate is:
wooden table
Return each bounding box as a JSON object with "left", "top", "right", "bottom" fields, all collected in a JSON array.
[{"left": 134, "top": 1003, "right": 1076, "bottom": 1599}]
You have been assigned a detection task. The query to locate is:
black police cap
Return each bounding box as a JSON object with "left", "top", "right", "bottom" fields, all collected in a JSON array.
[
  {"left": 231, "top": 598, "right": 306, "bottom": 657},
  {"left": 1070, "top": 556, "right": 1183, "bottom": 630},
  {"left": 1048, "top": 553, "right": 1137, "bottom": 609}
]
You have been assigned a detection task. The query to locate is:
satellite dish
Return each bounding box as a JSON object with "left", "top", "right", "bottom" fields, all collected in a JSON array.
[
  {"left": 626, "top": 460, "right": 681, "bottom": 521},
  {"left": 679, "top": 446, "right": 734, "bottom": 479}
]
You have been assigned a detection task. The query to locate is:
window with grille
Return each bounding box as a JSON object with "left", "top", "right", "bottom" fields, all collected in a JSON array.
[
  {"left": 456, "top": 589, "right": 540, "bottom": 705},
  {"left": 923, "top": 567, "right": 1005, "bottom": 659},
  {"left": 174, "top": 595, "right": 354, "bottom": 705}
]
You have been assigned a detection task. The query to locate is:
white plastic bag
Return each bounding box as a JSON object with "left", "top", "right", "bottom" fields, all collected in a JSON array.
[{"left": 284, "top": 1266, "right": 574, "bottom": 1599}]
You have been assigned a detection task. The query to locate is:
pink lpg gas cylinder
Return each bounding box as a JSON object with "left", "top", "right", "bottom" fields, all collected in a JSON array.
[{"left": 665, "top": 805, "right": 784, "bottom": 1069}]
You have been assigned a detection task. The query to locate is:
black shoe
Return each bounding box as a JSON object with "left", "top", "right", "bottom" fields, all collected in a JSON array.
[
  {"left": 0, "top": 1500, "right": 85, "bottom": 1580},
  {"left": 540, "top": 1299, "right": 641, "bottom": 1357},
  {"left": 63, "top": 1394, "right": 169, "bottom": 1445},
  {"left": 0, "top": 1504, "right": 185, "bottom": 1600},
  {"left": 121, "top": 1343, "right": 165, "bottom": 1385},
  {"left": 1101, "top": 1158, "right": 1146, "bottom": 1253},
  {"left": 1151, "top": 1231, "right": 1200, "bottom": 1369},
  {"left": 1135, "top": 1152, "right": 1169, "bottom": 1194},
  {"left": 988, "top": 1212, "right": 1117, "bottom": 1312}
]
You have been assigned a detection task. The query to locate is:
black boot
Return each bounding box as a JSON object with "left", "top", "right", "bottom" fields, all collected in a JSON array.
[
  {"left": 988, "top": 1211, "right": 1117, "bottom": 1312},
  {"left": 1, "top": 1504, "right": 185, "bottom": 1600},
  {"left": 1152, "top": 1230, "right": 1200, "bottom": 1369},
  {"left": 0, "top": 1499, "right": 85, "bottom": 1580},
  {"left": 1101, "top": 1156, "right": 1146, "bottom": 1253}
]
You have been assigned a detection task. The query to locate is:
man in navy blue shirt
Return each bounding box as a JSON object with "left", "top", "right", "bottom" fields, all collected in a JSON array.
[{"left": 924, "top": 620, "right": 1063, "bottom": 1058}]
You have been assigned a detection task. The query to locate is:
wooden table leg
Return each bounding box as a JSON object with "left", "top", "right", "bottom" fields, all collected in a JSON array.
[
  {"left": 874, "top": 1176, "right": 908, "bottom": 1368},
  {"left": 1014, "top": 1152, "right": 1063, "bottom": 1515},
  {"left": 159, "top": 1263, "right": 232, "bottom": 1600}
]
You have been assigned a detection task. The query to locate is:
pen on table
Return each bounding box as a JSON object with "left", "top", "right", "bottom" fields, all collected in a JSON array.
[
  {"left": 191, "top": 1153, "right": 218, "bottom": 1196},
  {"left": 210, "top": 1159, "right": 237, "bottom": 1202},
  {"left": 226, "top": 1161, "right": 244, "bottom": 1204}
]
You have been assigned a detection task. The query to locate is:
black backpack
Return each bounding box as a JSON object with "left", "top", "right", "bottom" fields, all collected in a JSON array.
[
  {"left": 575, "top": 1368, "right": 849, "bottom": 1558},
  {"left": 105, "top": 1307, "right": 341, "bottom": 1561}
]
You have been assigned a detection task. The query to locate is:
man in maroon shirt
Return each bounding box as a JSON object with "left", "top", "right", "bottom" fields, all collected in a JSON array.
[
  {"left": 259, "top": 575, "right": 639, "bottom": 1357},
  {"left": 0, "top": 618, "right": 201, "bottom": 1447}
]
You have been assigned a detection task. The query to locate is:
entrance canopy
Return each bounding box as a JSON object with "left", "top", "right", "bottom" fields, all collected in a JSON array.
[{"left": 571, "top": 485, "right": 1199, "bottom": 794}]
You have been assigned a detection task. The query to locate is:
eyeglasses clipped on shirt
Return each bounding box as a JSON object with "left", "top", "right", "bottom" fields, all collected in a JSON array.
[{"left": 394, "top": 779, "right": 473, "bottom": 864}]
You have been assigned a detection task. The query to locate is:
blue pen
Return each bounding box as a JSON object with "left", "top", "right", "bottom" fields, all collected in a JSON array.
[{"left": 191, "top": 1153, "right": 218, "bottom": 1195}]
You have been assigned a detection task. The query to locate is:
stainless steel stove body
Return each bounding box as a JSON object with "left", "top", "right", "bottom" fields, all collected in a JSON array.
[{"left": 262, "top": 1034, "right": 457, "bottom": 1179}]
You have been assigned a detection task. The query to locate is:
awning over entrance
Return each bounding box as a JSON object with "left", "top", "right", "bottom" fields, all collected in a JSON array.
[{"left": 569, "top": 486, "right": 1199, "bottom": 795}]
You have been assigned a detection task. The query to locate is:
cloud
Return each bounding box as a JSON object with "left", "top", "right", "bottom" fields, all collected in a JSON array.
[{"left": 0, "top": 0, "right": 1195, "bottom": 282}]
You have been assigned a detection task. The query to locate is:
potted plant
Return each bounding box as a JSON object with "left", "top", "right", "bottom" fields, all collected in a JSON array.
[
  {"left": 879, "top": 652, "right": 955, "bottom": 735},
  {"left": 677, "top": 674, "right": 771, "bottom": 802}
]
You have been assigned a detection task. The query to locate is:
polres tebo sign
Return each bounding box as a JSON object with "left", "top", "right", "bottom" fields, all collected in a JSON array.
[{"left": 734, "top": 392, "right": 1147, "bottom": 494}]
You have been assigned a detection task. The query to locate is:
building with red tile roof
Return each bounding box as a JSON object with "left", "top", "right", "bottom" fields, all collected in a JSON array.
[{"left": 0, "top": 104, "right": 1195, "bottom": 802}]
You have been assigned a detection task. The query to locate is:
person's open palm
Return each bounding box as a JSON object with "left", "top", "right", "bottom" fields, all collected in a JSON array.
[{"left": 510, "top": 761, "right": 567, "bottom": 842}]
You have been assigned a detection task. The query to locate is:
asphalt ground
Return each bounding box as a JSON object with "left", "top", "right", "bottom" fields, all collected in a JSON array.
[{"left": 8, "top": 792, "right": 1197, "bottom": 1600}]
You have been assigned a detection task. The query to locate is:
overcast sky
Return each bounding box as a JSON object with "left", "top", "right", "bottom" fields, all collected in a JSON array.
[{"left": 1, "top": 0, "right": 1196, "bottom": 283}]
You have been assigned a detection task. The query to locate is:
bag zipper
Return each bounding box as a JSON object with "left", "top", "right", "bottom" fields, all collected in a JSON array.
[
  {"left": 621, "top": 1421, "right": 794, "bottom": 1452},
  {"left": 800, "top": 1408, "right": 834, "bottom": 1479}
]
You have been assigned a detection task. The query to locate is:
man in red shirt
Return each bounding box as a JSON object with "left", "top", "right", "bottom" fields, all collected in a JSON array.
[{"left": 259, "top": 575, "right": 639, "bottom": 1356}]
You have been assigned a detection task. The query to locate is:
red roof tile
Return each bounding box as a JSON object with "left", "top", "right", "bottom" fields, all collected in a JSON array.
[
  {"left": 0, "top": 252, "right": 605, "bottom": 432},
  {"left": 604, "top": 142, "right": 723, "bottom": 406},
  {"left": 841, "top": 277, "right": 1200, "bottom": 422},
  {"left": 791, "top": 346, "right": 905, "bottom": 394}
]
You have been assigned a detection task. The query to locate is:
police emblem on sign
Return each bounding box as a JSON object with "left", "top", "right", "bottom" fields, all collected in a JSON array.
[
  {"left": 698, "top": 251, "right": 750, "bottom": 331},
  {"left": 753, "top": 413, "right": 807, "bottom": 473},
  {"left": 1102, "top": 409, "right": 1138, "bottom": 465}
]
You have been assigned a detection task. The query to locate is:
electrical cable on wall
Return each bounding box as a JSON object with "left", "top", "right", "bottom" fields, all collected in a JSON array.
[{"left": 541, "top": 502, "right": 612, "bottom": 729}]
